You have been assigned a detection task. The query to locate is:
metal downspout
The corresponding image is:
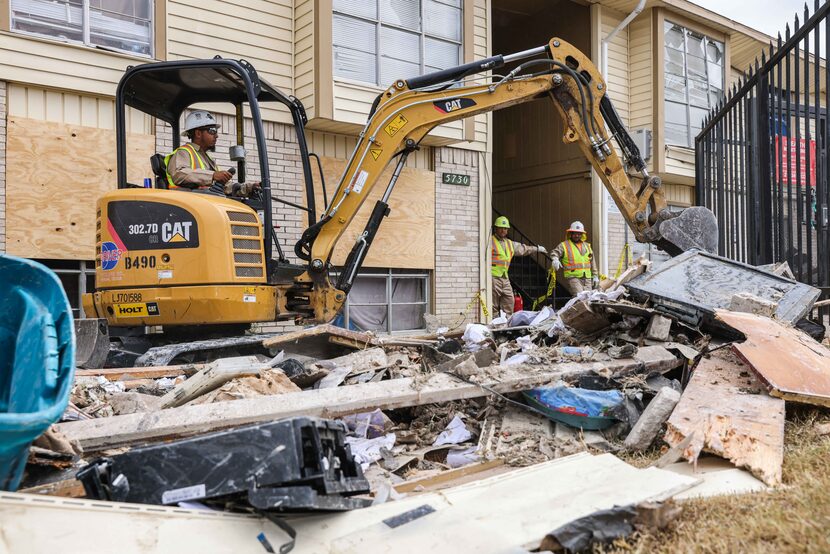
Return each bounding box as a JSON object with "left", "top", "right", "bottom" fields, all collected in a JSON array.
[{"left": 600, "top": 0, "right": 646, "bottom": 275}]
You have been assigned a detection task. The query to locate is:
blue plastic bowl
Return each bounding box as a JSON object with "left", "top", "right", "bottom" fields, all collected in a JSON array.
[{"left": 0, "top": 255, "right": 75, "bottom": 491}]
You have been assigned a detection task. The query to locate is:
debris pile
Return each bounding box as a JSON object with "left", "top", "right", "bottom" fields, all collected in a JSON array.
[{"left": 6, "top": 252, "right": 830, "bottom": 553}]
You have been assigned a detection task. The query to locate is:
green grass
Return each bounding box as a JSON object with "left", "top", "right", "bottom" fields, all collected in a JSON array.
[{"left": 602, "top": 407, "right": 830, "bottom": 554}]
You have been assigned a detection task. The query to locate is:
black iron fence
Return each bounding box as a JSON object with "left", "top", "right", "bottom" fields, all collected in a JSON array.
[{"left": 696, "top": 0, "right": 830, "bottom": 322}]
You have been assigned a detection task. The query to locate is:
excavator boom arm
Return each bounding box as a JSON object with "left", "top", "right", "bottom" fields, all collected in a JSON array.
[{"left": 291, "top": 38, "right": 717, "bottom": 322}]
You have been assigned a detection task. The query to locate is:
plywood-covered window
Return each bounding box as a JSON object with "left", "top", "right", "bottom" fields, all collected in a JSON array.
[
  {"left": 11, "top": 0, "right": 153, "bottom": 56},
  {"left": 664, "top": 20, "right": 724, "bottom": 147},
  {"left": 332, "top": 0, "right": 462, "bottom": 87}
]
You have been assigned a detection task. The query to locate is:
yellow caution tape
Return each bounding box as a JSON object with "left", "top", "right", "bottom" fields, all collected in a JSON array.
[
  {"left": 531, "top": 267, "right": 557, "bottom": 311},
  {"left": 614, "top": 243, "right": 633, "bottom": 279}
]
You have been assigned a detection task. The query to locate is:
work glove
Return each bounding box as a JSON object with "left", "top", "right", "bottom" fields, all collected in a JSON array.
[
  {"left": 537, "top": 245, "right": 547, "bottom": 255},
  {"left": 551, "top": 257, "right": 562, "bottom": 271},
  {"left": 592, "top": 276, "right": 600, "bottom": 288},
  {"left": 225, "top": 182, "right": 261, "bottom": 197}
]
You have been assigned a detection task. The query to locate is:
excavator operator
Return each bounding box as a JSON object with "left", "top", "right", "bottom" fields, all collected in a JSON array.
[{"left": 164, "top": 110, "right": 259, "bottom": 197}]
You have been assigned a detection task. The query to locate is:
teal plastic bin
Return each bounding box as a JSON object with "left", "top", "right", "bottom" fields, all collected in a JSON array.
[{"left": 0, "top": 255, "right": 75, "bottom": 491}]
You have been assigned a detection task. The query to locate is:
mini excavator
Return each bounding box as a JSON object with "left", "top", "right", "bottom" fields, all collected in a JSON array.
[{"left": 82, "top": 38, "right": 718, "bottom": 366}]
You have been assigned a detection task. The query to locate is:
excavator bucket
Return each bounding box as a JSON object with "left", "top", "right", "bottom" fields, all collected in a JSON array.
[
  {"left": 655, "top": 206, "right": 719, "bottom": 257},
  {"left": 74, "top": 318, "right": 110, "bottom": 370}
]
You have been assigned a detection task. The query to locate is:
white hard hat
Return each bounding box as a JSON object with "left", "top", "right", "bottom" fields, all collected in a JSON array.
[
  {"left": 182, "top": 110, "right": 221, "bottom": 135},
  {"left": 567, "top": 221, "right": 585, "bottom": 233}
]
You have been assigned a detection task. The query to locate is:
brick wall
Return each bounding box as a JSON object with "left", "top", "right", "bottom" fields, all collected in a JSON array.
[
  {"left": 0, "top": 81, "right": 6, "bottom": 253},
  {"left": 433, "top": 146, "right": 482, "bottom": 328}
]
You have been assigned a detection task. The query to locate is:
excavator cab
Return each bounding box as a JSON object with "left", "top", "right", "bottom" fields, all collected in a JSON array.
[{"left": 83, "top": 58, "right": 320, "bottom": 330}]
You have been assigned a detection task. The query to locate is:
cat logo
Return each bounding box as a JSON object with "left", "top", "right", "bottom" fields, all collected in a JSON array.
[
  {"left": 433, "top": 97, "right": 477, "bottom": 114},
  {"left": 162, "top": 221, "right": 193, "bottom": 243}
]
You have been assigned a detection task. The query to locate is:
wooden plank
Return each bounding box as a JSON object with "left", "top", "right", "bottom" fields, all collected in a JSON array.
[
  {"left": 6, "top": 118, "right": 154, "bottom": 260},
  {"left": 394, "top": 459, "right": 506, "bottom": 494},
  {"left": 19, "top": 479, "right": 86, "bottom": 498},
  {"left": 56, "top": 346, "right": 681, "bottom": 451},
  {"left": 664, "top": 348, "right": 785, "bottom": 486},
  {"left": 159, "top": 356, "right": 266, "bottom": 408},
  {"left": 75, "top": 365, "right": 198, "bottom": 381},
  {"left": 717, "top": 310, "right": 830, "bottom": 407},
  {"left": 312, "top": 156, "right": 435, "bottom": 269}
]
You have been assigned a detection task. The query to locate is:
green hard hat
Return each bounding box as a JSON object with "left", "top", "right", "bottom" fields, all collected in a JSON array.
[{"left": 494, "top": 216, "right": 510, "bottom": 229}]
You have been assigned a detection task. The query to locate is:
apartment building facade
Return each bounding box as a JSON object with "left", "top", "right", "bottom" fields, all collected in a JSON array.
[{"left": 0, "top": 0, "right": 768, "bottom": 332}]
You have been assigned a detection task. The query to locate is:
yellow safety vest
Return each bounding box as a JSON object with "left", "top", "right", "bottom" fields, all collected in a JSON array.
[
  {"left": 491, "top": 237, "right": 514, "bottom": 278},
  {"left": 164, "top": 143, "right": 210, "bottom": 189},
  {"left": 562, "top": 240, "right": 593, "bottom": 278}
]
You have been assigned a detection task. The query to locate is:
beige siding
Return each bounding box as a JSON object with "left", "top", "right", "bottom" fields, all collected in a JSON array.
[
  {"left": 0, "top": 33, "right": 145, "bottom": 97},
  {"left": 601, "top": 8, "right": 630, "bottom": 125},
  {"left": 664, "top": 144, "right": 695, "bottom": 182},
  {"left": 295, "top": 0, "right": 315, "bottom": 117},
  {"left": 663, "top": 183, "right": 694, "bottom": 206},
  {"left": 166, "top": 0, "right": 295, "bottom": 124},
  {"left": 472, "top": 0, "right": 489, "bottom": 146},
  {"left": 629, "top": 11, "right": 653, "bottom": 129},
  {"left": 7, "top": 85, "right": 153, "bottom": 134}
]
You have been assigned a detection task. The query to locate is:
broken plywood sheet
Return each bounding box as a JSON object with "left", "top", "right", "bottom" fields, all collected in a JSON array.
[
  {"left": 57, "top": 346, "right": 682, "bottom": 452},
  {"left": 284, "top": 453, "right": 698, "bottom": 553},
  {"left": 665, "top": 349, "right": 785, "bottom": 486},
  {"left": 262, "top": 324, "right": 378, "bottom": 358},
  {"left": 666, "top": 457, "right": 769, "bottom": 500},
  {"left": 717, "top": 310, "right": 830, "bottom": 407}
]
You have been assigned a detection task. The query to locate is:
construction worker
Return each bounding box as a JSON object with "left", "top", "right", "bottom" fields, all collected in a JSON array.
[
  {"left": 491, "top": 216, "right": 547, "bottom": 317},
  {"left": 550, "top": 221, "right": 598, "bottom": 295},
  {"left": 165, "top": 110, "right": 258, "bottom": 196}
]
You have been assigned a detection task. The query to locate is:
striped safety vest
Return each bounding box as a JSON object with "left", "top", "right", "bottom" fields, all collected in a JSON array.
[
  {"left": 491, "top": 237, "right": 514, "bottom": 278},
  {"left": 562, "top": 240, "right": 593, "bottom": 278},
  {"left": 164, "top": 143, "right": 211, "bottom": 189}
]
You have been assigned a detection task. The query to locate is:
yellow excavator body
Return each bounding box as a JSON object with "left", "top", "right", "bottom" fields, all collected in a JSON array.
[{"left": 82, "top": 188, "right": 288, "bottom": 326}]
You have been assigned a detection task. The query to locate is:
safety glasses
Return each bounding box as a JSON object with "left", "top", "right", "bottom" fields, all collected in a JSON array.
[{"left": 201, "top": 127, "right": 218, "bottom": 135}]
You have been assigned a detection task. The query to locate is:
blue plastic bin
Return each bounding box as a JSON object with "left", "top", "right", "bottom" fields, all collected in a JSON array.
[{"left": 0, "top": 255, "right": 75, "bottom": 491}]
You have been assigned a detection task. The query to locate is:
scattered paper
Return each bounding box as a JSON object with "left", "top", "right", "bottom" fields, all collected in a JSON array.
[
  {"left": 434, "top": 415, "right": 473, "bottom": 446},
  {"left": 446, "top": 447, "right": 480, "bottom": 468},
  {"left": 345, "top": 433, "right": 396, "bottom": 469},
  {"left": 463, "top": 323, "right": 491, "bottom": 352},
  {"left": 516, "top": 336, "right": 536, "bottom": 352}
]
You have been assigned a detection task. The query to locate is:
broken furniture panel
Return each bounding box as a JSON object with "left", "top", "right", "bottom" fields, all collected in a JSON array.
[
  {"left": 77, "top": 417, "right": 370, "bottom": 512},
  {"left": 665, "top": 349, "right": 785, "bottom": 486},
  {"left": 626, "top": 250, "right": 820, "bottom": 333},
  {"left": 285, "top": 453, "right": 697, "bottom": 553},
  {"left": 717, "top": 310, "right": 830, "bottom": 407}
]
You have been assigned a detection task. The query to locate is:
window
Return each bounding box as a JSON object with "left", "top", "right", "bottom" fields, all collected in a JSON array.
[
  {"left": 11, "top": 0, "right": 153, "bottom": 57},
  {"left": 336, "top": 269, "right": 430, "bottom": 333},
  {"left": 664, "top": 21, "right": 724, "bottom": 147},
  {"left": 34, "top": 259, "right": 96, "bottom": 319},
  {"left": 332, "top": 0, "right": 463, "bottom": 87}
]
